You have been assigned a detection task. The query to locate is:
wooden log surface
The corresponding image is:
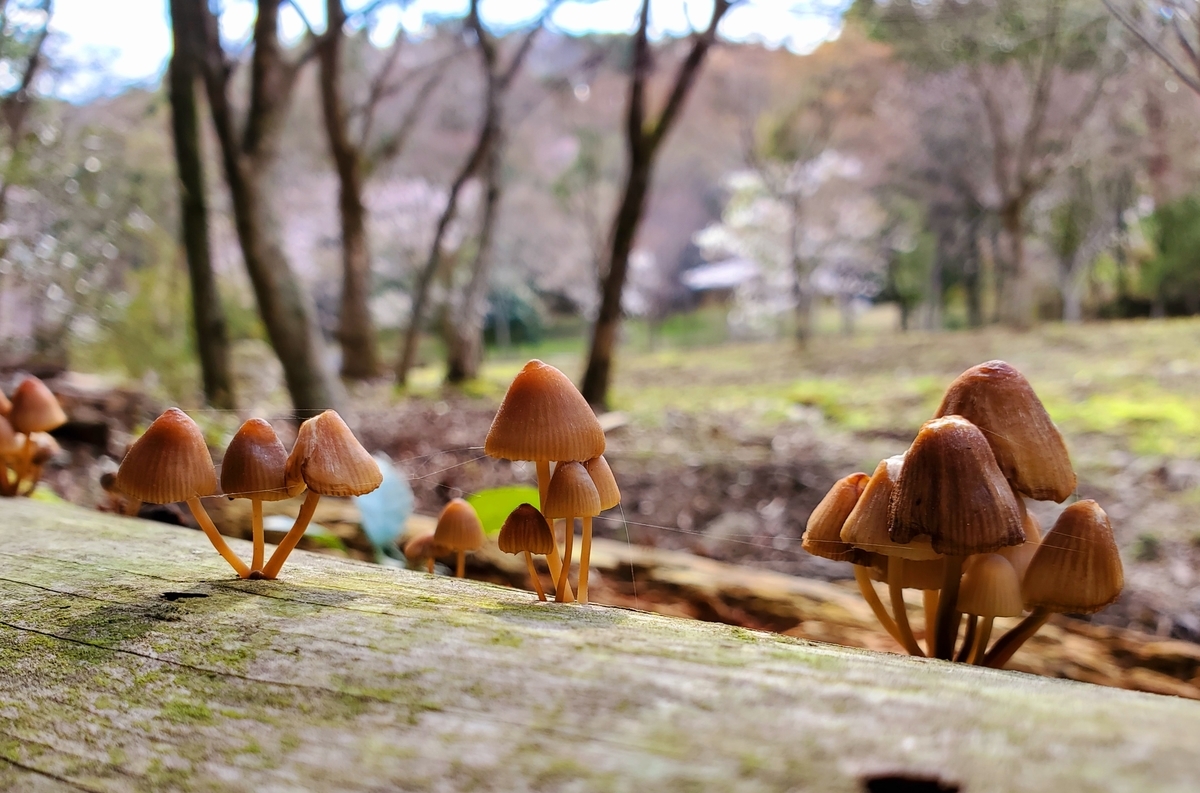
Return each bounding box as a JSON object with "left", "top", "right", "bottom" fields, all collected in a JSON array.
[{"left": 2, "top": 500, "right": 1200, "bottom": 792}]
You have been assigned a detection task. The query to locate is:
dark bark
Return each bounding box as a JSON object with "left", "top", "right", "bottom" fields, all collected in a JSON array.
[
  {"left": 194, "top": 0, "right": 338, "bottom": 416},
  {"left": 168, "top": 0, "right": 235, "bottom": 409},
  {"left": 580, "top": 0, "right": 732, "bottom": 409},
  {"left": 319, "top": 0, "right": 380, "bottom": 380}
]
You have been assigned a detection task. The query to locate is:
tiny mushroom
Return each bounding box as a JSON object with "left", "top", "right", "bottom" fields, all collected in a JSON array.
[
  {"left": 542, "top": 461, "right": 602, "bottom": 603},
  {"left": 117, "top": 408, "right": 249, "bottom": 578},
  {"left": 497, "top": 503, "right": 556, "bottom": 601},
  {"left": 262, "top": 410, "right": 382, "bottom": 580},
  {"left": 956, "top": 554, "right": 1023, "bottom": 664},
  {"left": 8, "top": 377, "right": 66, "bottom": 486},
  {"left": 433, "top": 498, "right": 486, "bottom": 578},
  {"left": 890, "top": 415, "right": 1024, "bottom": 659},
  {"left": 985, "top": 500, "right": 1123, "bottom": 668},
  {"left": 578, "top": 455, "right": 620, "bottom": 604},
  {"left": 403, "top": 531, "right": 443, "bottom": 574},
  {"left": 221, "top": 418, "right": 295, "bottom": 574}
]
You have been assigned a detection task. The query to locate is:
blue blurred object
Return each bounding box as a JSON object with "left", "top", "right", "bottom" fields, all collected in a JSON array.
[{"left": 354, "top": 453, "right": 414, "bottom": 565}]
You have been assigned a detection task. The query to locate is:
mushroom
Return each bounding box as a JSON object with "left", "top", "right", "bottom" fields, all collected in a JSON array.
[
  {"left": 841, "top": 455, "right": 936, "bottom": 656},
  {"left": 433, "top": 498, "right": 485, "bottom": 578},
  {"left": 935, "top": 360, "right": 1076, "bottom": 502},
  {"left": 485, "top": 360, "right": 605, "bottom": 602},
  {"left": 20, "top": 432, "right": 61, "bottom": 496},
  {"left": 985, "top": 499, "right": 1123, "bottom": 668},
  {"left": 403, "top": 531, "right": 443, "bottom": 573},
  {"left": 261, "top": 410, "right": 382, "bottom": 580},
  {"left": 497, "top": 503, "right": 556, "bottom": 601},
  {"left": 221, "top": 419, "right": 298, "bottom": 574},
  {"left": 0, "top": 416, "right": 21, "bottom": 496},
  {"left": 577, "top": 455, "right": 620, "bottom": 604},
  {"left": 8, "top": 376, "right": 66, "bottom": 485},
  {"left": 116, "top": 408, "right": 249, "bottom": 578},
  {"left": 542, "top": 461, "right": 601, "bottom": 603},
  {"left": 802, "top": 472, "right": 905, "bottom": 645},
  {"left": 956, "top": 554, "right": 1023, "bottom": 664},
  {"left": 0, "top": 388, "right": 10, "bottom": 416},
  {"left": 890, "top": 416, "right": 1025, "bottom": 659},
  {"left": 998, "top": 499, "right": 1042, "bottom": 582}
]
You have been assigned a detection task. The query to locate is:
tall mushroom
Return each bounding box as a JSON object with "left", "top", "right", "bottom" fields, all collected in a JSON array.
[
  {"left": 890, "top": 415, "right": 1025, "bottom": 659},
  {"left": 485, "top": 360, "right": 605, "bottom": 602},
  {"left": 497, "top": 503, "right": 556, "bottom": 601},
  {"left": 116, "top": 408, "right": 249, "bottom": 578},
  {"left": 403, "top": 532, "right": 442, "bottom": 574},
  {"left": 936, "top": 360, "right": 1076, "bottom": 502},
  {"left": 578, "top": 455, "right": 620, "bottom": 604},
  {"left": 221, "top": 419, "right": 299, "bottom": 573},
  {"left": 8, "top": 376, "right": 66, "bottom": 486},
  {"left": 542, "top": 461, "right": 601, "bottom": 603},
  {"left": 985, "top": 500, "right": 1123, "bottom": 668},
  {"left": 261, "top": 410, "right": 382, "bottom": 580},
  {"left": 434, "top": 498, "right": 485, "bottom": 578}
]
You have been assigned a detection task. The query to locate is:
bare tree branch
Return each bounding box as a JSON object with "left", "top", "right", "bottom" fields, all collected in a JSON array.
[{"left": 1103, "top": 0, "right": 1200, "bottom": 94}]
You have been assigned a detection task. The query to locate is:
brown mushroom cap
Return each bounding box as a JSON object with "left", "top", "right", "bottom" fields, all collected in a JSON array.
[
  {"left": 542, "top": 461, "right": 602, "bottom": 518},
  {"left": 868, "top": 556, "right": 946, "bottom": 590},
  {"left": 116, "top": 408, "right": 217, "bottom": 504},
  {"left": 890, "top": 416, "right": 1025, "bottom": 556},
  {"left": 802, "top": 472, "right": 874, "bottom": 564},
  {"left": 222, "top": 419, "right": 293, "bottom": 502},
  {"left": 433, "top": 498, "right": 485, "bottom": 552},
  {"left": 497, "top": 503, "right": 556, "bottom": 555},
  {"left": 841, "top": 455, "right": 939, "bottom": 561},
  {"left": 957, "top": 554, "right": 1024, "bottom": 618},
  {"left": 403, "top": 532, "right": 446, "bottom": 562},
  {"left": 0, "top": 416, "right": 20, "bottom": 458},
  {"left": 9, "top": 377, "right": 67, "bottom": 434},
  {"left": 935, "top": 360, "right": 1076, "bottom": 502},
  {"left": 584, "top": 455, "right": 620, "bottom": 511},
  {"left": 485, "top": 360, "right": 605, "bottom": 463},
  {"left": 999, "top": 508, "right": 1042, "bottom": 582},
  {"left": 1022, "top": 500, "right": 1124, "bottom": 614},
  {"left": 284, "top": 410, "right": 381, "bottom": 497}
]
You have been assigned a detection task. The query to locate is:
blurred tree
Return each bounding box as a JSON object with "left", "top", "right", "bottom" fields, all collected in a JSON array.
[
  {"left": 317, "top": 0, "right": 453, "bottom": 381},
  {"left": 167, "top": 0, "right": 234, "bottom": 409},
  {"left": 189, "top": 0, "right": 339, "bottom": 415},
  {"left": 395, "top": 0, "right": 553, "bottom": 386},
  {"left": 1044, "top": 167, "right": 1117, "bottom": 322},
  {"left": 1105, "top": 0, "right": 1200, "bottom": 94},
  {"left": 581, "top": 0, "right": 736, "bottom": 409},
  {"left": 856, "top": 0, "right": 1120, "bottom": 328},
  {"left": 1143, "top": 194, "right": 1200, "bottom": 314},
  {"left": 0, "top": 0, "right": 51, "bottom": 227}
]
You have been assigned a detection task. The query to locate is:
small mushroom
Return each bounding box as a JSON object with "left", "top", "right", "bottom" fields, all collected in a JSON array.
[
  {"left": 116, "top": 408, "right": 249, "bottom": 578},
  {"left": 403, "top": 531, "right": 443, "bottom": 573},
  {"left": 985, "top": 500, "right": 1123, "bottom": 668},
  {"left": 890, "top": 415, "right": 1025, "bottom": 660},
  {"left": 262, "top": 410, "right": 382, "bottom": 580},
  {"left": 957, "top": 554, "right": 1023, "bottom": 664},
  {"left": 221, "top": 418, "right": 296, "bottom": 573},
  {"left": 543, "top": 461, "right": 601, "bottom": 603},
  {"left": 578, "top": 455, "right": 620, "bottom": 604},
  {"left": 8, "top": 377, "right": 66, "bottom": 486},
  {"left": 498, "top": 503, "right": 556, "bottom": 601},
  {"left": 0, "top": 416, "right": 21, "bottom": 496},
  {"left": 20, "top": 432, "right": 61, "bottom": 496},
  {"left": 433, "top": 498, "right": 485, "bottom": 578}
]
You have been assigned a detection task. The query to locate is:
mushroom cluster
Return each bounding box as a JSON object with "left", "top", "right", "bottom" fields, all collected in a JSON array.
[
  {"left": 0, "top": 377, "right": 66, "bottom": 497},
  {"left": 803, "top": 360, "right": 1124, "bottom": 667},
  {"left": 484, "top": 360, "right": 621, "bottom": 604},
  {"left": 115, "top": 408, "right": 381, "bottom": 579}
]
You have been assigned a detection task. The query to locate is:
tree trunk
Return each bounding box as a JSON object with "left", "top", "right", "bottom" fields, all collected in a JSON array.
[
  {"left": 320, "top": 0, "right": 380, "bottom": 381},
  {"left": 195, "top": 0, "right": 338, "bottom": 416},
  {"left": 926, "top": 248, "right": 943, "bottom": 331},
  {"left": 167, "top": 0, "right": 235, "bottom": 409},
  {"left": 445, "top": 140, "right": 501, "bottom": 384},
  {"left": 1000, "top": 201, "right": 1033, "bottom": 329},
  {"left": 964, "top": 226, "right": 983, "bottom": 329}
]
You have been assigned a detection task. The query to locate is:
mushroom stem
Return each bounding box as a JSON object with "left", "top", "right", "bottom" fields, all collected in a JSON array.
[
  {"left": 535, "top": 461, "right": 573, "bottom": 602},
  {"left": 536, "top": 459, "right": 551, "bottom": 508},
  {"left": 954, "top": 615, "right": 977, "bottom": 663},
  {"left": 15, "top": 433, "right": 33, "bottom": 485},
  {"left": 852, "top": 565, "right": 904, "bottom": 647},
  {"left": 983, "top": 608, "right": 1050, "bottom": 669},
  {"left": 970, "top": 616, "right": 995, "bottom": 665},
  {"left": 525, "top": 550, "right": 546, "bottom": 601},
  {"left": 261, "top": 490, "right": 321, "bottom": 580},
  {"left": 186, "top": 495, "right": 251, "bottom": 578},
  {"left": 556, "top": 517, "right": 575, "bottom": 603},
  {"left": 578, "top": 516, "right": 594, "bottom": 605},
  {"left": 888, "top": 558, "right": 925, "bottom": 656},
  {"left": 426, "top": 557, "right": 434, "bottom": 574},
  {"left": 934, "top": 555, "right": 965, "bottom": 660},
  {"left": 455, "top": 550, "right": 465, "bottom": 578},
  {"left": 922, "top": 589, "right": 939, "bottom": 656},
  {"left": 251, "top": 499, "right": 265, "bottom": 572}
]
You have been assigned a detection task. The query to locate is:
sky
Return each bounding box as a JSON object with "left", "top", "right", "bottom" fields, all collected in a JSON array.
[{"left": 47, "top": 0, "right": 847, "bottom": 100}]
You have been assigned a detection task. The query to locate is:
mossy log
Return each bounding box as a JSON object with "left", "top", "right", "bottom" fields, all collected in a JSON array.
[{"left": 2, "top": 501, "right": 1199, "bottom": 792}]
